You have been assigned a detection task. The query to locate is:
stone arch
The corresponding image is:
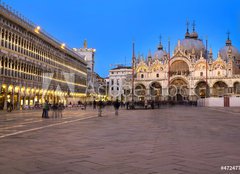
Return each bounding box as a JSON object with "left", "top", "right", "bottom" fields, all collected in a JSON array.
[
  {"left": 170, "top": 58, "right": 190, "bottom": 77},
  {"left": 169, "top": 77, "right": 189, "bottom": 102},
  {"left": 194, "top": 81, "right": 210, "bottom": 98},
  {"left": 134, "top": 83, "right": 146, "bottom": 101},
  {"left": 233, "top": 81, "right": 240, "bottom": 94},
  {"left": 149, "top": 81, "right": 162, "bottom": 101},
  {"left": 212, "top": 81, "right": 228, "bottom": 97}
]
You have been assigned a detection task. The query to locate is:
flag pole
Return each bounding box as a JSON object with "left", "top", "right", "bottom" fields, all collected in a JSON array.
[
  {"left": 205, "top": 36, "right": 208, "bottom": 98},
  {"left": 131, "top": 41, "right": 135, "bottom": 104}
]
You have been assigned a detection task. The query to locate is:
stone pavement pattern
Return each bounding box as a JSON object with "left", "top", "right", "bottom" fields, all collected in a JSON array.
[{"left": 0, "top": 106, "right": 240, "bottom": 174}]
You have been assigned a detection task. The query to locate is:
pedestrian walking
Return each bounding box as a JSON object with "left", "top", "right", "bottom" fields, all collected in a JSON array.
[
  {"left": 144, "top": 100, "right": 148, "bottom": 109},
  {"left": 84, "top": 101, "right": 87, "bottom": 110},
  {"left": 151, "top": 100, "right": 155, "bottom": 109},
  {"left": 58, "top": 103, "right": 64, "bottom": 118},
  {"left": 93, "top": 100, "right": 96, "bottom": 109},
  {"left": 52, "top": 103, "right": 58, "bottom": 118},
  {"left": 113, "top": 99, "right": 120, "bottom": 116},
  {"left": 7, "top": 101, "right": 10, "bottom": 112},
  {"left": 42, "top": 100, "right": 49, "bottom": 118},
  {"left": 126, "top": 101, "right": 129, "bottom": 110},
  {"left": 98, "top": 100, "right": 103, "bottom": 117}
]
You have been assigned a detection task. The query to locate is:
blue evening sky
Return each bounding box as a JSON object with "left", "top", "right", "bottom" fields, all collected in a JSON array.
[{"left": 4, "top": 0, "right": 240, "bottom": 77}]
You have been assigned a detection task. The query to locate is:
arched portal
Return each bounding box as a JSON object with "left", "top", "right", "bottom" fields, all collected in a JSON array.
[
  {"left": 149, "top": 82, "right": 162, "bottom": 101},
  {"left": 195, "top": 81, "right": 210, "bottom": 98},
  {"left": 212, "top": 81, "right": 228, "bottom": 97},
  {"left": 233, "top": 82, "right": 240, "bottom": 94},
  {"left": 135, "top": 84, "right": 146, "bottom": 101},
  {"left": 170, "top": 60, "right": 190, "bottom": 77},
  {"left": 170, "top": 78, "right": 189, "bottom": 102}
]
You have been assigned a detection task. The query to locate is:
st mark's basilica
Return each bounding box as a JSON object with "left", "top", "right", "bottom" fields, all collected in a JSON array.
[{"left": 134, "top": 23, "right": 240, "bottom": 102}]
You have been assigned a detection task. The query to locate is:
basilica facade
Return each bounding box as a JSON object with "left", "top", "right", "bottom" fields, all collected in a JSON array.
[{"left": 134, "top": 25, "right": 240, "bottom": 102}]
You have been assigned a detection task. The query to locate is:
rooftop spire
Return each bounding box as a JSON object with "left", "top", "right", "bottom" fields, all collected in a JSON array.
[
  {"left": 158, "top": 35, "right": 163, "bottom": 50},
  {"left": 185, "top": 20, "right": 190, "bottom": 38},
  {"left": 83, "top": 39, "right": 87, "bottom": 48},
  {"left": 226, "top": 31, "right": 232, "bottom": 46},
  {"left": 192, "top": 20, "right": 196, "bottom": 32},
  {"left": 190, "top": 20, "right": 198, "bottom": 39}
]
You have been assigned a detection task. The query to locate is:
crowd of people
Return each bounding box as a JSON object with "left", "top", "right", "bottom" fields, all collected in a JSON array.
[
  {"left": 5, "top": 98, "right": 192, "bottom": 119},
  {"left": 42, "top": 101, "right": 65, "bottom": 119}
]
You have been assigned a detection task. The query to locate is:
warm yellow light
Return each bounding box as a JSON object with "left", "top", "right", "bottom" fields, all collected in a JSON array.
[
  {"left": 8, "top": 86, "right": 13, "bottom": 91},
  {"left": 34, "top": 26, "right": 41, "bottom": 33},
  {"left": 61, "top": 43, "right": 66, "bottom": 49},
  {"left": 15, "top": 86, "right": 19, "bottom": 92}
]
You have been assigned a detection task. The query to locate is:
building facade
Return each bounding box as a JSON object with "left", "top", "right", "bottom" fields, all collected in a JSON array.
[
  {"left": 73, "top": 40, "right": 96, "bottom": 83},
  {"left": 109, "top": 66, "right": 132, "bottom": 101},
  {"left": 0, "top": 2, "right": 87, "bottom": 110},
  {"left": 133, "top": 25, "right": 240, "bottom": 102}
]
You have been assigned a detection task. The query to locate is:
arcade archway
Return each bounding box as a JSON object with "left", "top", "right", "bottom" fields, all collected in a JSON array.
[
  {"left": 169, "top": 78, "right": 189, "bottom": 102},
  {"left": 234, "top": 82, "right": 240, "bottom": 94},
  {"left": 212, "top": 81, "right": 228, "bottom": 97},
  {"left": 195, "top": 81, "right": 209, "bottom": 98},
  {"left": 149, "top": 82, "right": 162, "bottom": 101},
  {"left": 135, "top": 84, "right": 146, "bottom": 101}
]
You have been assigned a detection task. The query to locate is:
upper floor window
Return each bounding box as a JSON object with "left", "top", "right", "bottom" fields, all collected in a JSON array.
[
  {"left": 156, "top": 73, "right": 159, "bottom": 78},
  {"left": 200, "top": 72, "right": 203, "bottom": 76},
  {"left": 141, "top": 74, "right": 144, "bottom": 78}
]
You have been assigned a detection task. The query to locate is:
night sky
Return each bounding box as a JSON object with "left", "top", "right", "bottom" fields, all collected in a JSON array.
[{"left": 4, "top": 0, "right": 240, "bottom": 77}]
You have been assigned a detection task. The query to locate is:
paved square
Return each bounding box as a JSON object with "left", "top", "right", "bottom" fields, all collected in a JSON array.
[{"left": 0, "top": 106, "right": 240, "bottom": 174}]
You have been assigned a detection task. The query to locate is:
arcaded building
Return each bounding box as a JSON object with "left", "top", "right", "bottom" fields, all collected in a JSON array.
[
  {"left": 0, "top": 3, "right": 87, "bottom": 110},
  {"left": 133, "top": 24, "right": 240, "bottom": 102}
]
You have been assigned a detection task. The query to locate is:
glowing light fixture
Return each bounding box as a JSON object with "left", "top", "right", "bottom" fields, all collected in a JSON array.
[
  {"left": 34, "top": 26, "right": 41, "bottom": 33},
  {"left": 61, "top": 43, "right": 66, "bottom": 49}
]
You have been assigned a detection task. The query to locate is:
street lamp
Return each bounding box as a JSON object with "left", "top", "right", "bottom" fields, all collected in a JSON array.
[
  {"left": 34, "top": 26, "right": 41, "bottom": 33},
  {"left": 61, "top": 43, "right": 66, "bottom": 49}
]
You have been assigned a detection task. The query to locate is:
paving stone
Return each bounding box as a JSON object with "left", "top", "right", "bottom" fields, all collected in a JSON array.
[{"left": 0, "top": 106, "right": 240, "bottom": 173}]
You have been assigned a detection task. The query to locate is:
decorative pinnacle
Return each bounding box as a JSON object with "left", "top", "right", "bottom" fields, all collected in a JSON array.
[
  {"left": 159, "top": 35, "right": 162, "bottom": 45},
  {"left": 158, "top": 35, "right": 163, "bottom": 50},
  {"left": 227, "top": 31, "right": 230, "bottom": 40},
  {"left": 226, "top": 31, "right": 232, "bottom": 46},
  {"left": 186, "top": 20, "right": 189, "bottom": 32},
  {"left": 192, "top": 20, "right": 196, "bottom": 32}
]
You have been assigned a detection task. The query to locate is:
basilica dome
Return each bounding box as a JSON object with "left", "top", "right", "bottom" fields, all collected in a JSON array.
[
  {"left": 153, "top": 42, "right": 167, "bottom": 60},
  {"left": 180, "top": 38, "right": 205, "bottom": 53},
  {"left": 174, "top": 22, "right": 206, "bottom": 59},
  {"left": 174, "top": 37, "right": 205, "bottom": 58},
  {"left": 219, "top": 38, "right": 240, "bottom": 62}
]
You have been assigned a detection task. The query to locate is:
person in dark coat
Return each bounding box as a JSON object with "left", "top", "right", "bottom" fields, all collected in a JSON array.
[
  {"left": 113, "top": 99, "right": 120, "bottom": 116},
  {"left": 93, "top": 100, "right": 96, "bottom": 109},
  {"left": 98, "top": 100, "right": 104, "bottom": 117},
  {"left": 126, "top": 101, "right": 129, "bottom": 110},
  {"left": 42, "top": 100, "right": 49, "bottom": 118}
]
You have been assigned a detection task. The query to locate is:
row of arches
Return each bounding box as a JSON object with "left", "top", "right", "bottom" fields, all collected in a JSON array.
[{"left": 133, "top": 80, "right": 240, "bottom": 102}]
